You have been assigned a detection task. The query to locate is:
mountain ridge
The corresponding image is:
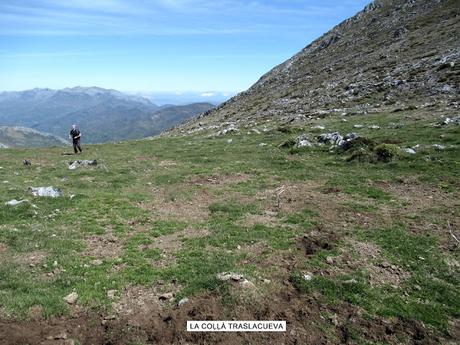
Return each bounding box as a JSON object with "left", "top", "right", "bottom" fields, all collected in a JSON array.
[
  {"left": 0, "top": 87, "right": 214, "bottom": 143},
  {"left": 170, "top": 0, "right": 459, "bottom": 135}
]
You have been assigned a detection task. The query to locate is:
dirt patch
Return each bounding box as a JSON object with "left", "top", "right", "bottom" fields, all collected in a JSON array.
[
  {"left": 187, "top": 173, "right": 251, "bottom": 186},
  {"left": 0, "top": 283, "right": 445, "bottom": 345},
  {"left": 158, "top": 160, "right": 177, "bottom": 167},
  {"left": 239, "top": 212, "right": 280, "bottom": 227},
  {"left": 15, "top": 250, "right": 47, "bottom": 268},
  {"left": 346, "top": 240, "right": 410, "bottom": 288},
  {"left": 134, "top": 156, "right": 153, "bottom": 161},
  {"left": 297, "top": 230, "right": 338, "bottom": 256},
  {"left": 112, "top": 285, "right": 164, "bottom": 320},
  {"left": 0, "top": 311, "right": 105, "bottom": 345},
  {"left": 83, "top": 232, "right": 122, "bottom": 259},
  {"left": 370, "top": 180, "right": 460, "bottom": 247},
  {"left": 148, "top": 228, "right": 210, "bottom": 254},
  {"left": 256, "top": 181, "right": 350, "bottom": 224},
  {"left": 140, "top": 186, "right": 214, "bottom": 223},
  {"left": 0, "top": 243, "right": 9, "bottom": 256}
]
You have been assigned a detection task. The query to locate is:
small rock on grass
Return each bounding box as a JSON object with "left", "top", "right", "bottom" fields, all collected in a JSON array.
[
  {"left": 217, "top": 272, "right": 243, "bottom": 281},
  {"left": 107, "top": 290, "right": 117, "bottom": 299},
  {"left": 240, "top": 279, "right": 255, "bottom": 289},
  {"left": 303, "top": 274, "right": 313, "bottom": 281},
  {"left": 63, "top": 292, "right": 78, "bottom": 304}
]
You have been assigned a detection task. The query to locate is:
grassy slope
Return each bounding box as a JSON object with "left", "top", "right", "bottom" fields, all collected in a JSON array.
[{"left": 0, "top": 110, "right": 459, "bottom": 343}]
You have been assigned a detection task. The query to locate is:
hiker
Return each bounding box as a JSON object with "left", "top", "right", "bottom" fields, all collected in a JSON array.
[{"left": 69, "top": 124, "right": 82, "bottom": 154}]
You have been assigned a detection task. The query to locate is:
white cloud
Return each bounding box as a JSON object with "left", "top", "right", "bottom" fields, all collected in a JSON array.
[{"left": 200, "top": 92, "right": 215, "bottom": 97}]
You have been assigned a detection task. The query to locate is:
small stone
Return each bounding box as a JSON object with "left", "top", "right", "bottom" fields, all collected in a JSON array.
[
  {"left": 343, "top": 278, "right": 357, "bottom": 284},
  {"left": 63, "top": 292, "right": 78, "bottom": 304},
  {"left": 178, "top": 297, "right": 189, "bottom": 306},
  {"left": 303, "top": 274, "right": 313, "bottom": 281},
  {"left": 217, "top": 272, "right": 243, "bottom": 281},
  {"left": 159, "top": 292, "right": 174, "bottom": 300},
  {"left": 404, "top": 148, "right": 416, "bottom": 154},
  {"left": 432, "top": 144, "right": 445, "bottom": 150},
  {"left": 53, "top": 261, "right": 58, "bottom": 267},
  {"left": 240, "top": 279, "right": 255, "bottom": 289},
  {"left": 326, "top": 256, "right": 334, "bottom": 264},
  {"left": 329, "top": 314, "right": 339, "bottom": 326},
  {"left": 263, "top": 279, "right": 271, "bottom": 284},
  {"left": 91, "top": 259, "right": 103, "bottom": 266},
  {"left": 107, "top": 290, "right": 117, "bottom": 299}
]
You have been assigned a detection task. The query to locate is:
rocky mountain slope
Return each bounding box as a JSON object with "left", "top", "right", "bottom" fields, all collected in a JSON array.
[
  {"left": 0, "top": 87, "right": 214, "bottom": 143},
  {"left": 171, "top": 0, "right": 459, "bottom": 135},
  {"left": 0, "top": 126, "right": 69, "bottom": 148}
]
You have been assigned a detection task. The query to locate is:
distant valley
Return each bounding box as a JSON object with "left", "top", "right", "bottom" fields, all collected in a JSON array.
[
  {"left": 0, "top": 126, "right": 69, "bottom": 148},
  {"left": 0, "top": 87, "right": 214, "bottom": 145}
]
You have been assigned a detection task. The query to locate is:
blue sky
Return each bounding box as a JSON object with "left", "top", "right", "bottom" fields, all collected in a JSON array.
[{"left": 0, "top": 0, "right": 370, "bottom": 93}]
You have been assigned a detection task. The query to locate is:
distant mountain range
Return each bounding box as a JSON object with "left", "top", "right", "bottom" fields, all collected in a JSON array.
[
  {"left": 137, "top": 91, "right": 236, "bottom": 106},
  {"left": 0, "top": 87, "right": 214, "bottom": 144},
  {"left": 0, "top": 126, "right": 69, "bottom": 148}
]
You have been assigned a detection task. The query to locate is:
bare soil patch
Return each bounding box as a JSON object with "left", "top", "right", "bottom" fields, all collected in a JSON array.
[
  {"left": 83, "top": 232, "right": 122, "bottom": 259},
  {"left": 15, "top": 250, "right": 47, "bottom": 268},
  {"left": 140, "top": 186, "right": 213, "bottom": 223},
  {"left": 187, "top": 173, "right": 251, "bottom": 186},
  {"left": 0, "top": 284, "right": 445, "bottom": 345},
  {"left": 239, "top": 212, "right": 280, "bottom": 227}
]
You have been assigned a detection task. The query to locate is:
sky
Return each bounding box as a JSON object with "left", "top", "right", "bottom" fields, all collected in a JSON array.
[{"left": 0, "top": 0, "right": 370, "bottom": 93}]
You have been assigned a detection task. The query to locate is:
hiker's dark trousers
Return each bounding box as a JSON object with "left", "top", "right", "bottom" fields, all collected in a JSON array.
[{"left": 73, "top": 138, "right": 82, "bottom": 153}]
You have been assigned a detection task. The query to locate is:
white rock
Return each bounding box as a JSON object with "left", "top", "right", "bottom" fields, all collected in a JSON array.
[
  {"left": 5, "top": 199, "right": 27, "bottom": 206},
  {"left": 303, "top": 274, "right": 313, "bottom": 281},
  {"left": 107, "top": 290, "right": 117, "bottom": 299},
  {"left": 63, "top": 292, "right": 78, "bottom": 304},
  {"left": 29, "top": 186, "right": 63, "bottom": 198},
  {"left": 217, "top": 272, "right": 243, "bottom": 281},
  {"left": 404, "top": 148, "right": 416, "bottom": 154},
  {"left": 240, "top": 279, "right": 255, "bottom": 289},
  {"left": 178, "top": 297, "right": 189, "bottom": 306},
  {"left": 353, "top": 124, "right": 364, "bottom": 128}
]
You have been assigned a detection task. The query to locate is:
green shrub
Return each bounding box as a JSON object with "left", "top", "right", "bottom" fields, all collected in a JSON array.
[
  {"left": 342, "top": 137, "right": 375, "bottom": 152},
  {"left": 346, "top": 148, "right": 374, "bottom": 162},
  {"left": 278, "top": 137, "right": 297, "bottom": 148},
  {"left": 374, "top": 144, "right": 400, "bottom": 162}
]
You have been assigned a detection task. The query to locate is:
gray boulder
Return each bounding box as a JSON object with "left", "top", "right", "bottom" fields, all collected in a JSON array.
[
  {"left": 68, "top": 160, "right": 97, "bottom": 170},
  {"left": 29, "top": 186, "right": 63, "bottom": 198}
]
